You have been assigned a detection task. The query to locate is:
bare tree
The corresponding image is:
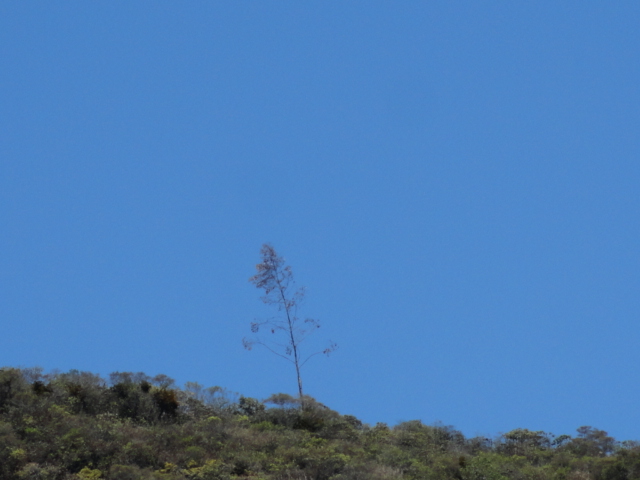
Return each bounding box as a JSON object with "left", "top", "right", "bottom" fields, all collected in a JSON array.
[{"left": 244, "top": 244, "right": 336, "bottom": 408}]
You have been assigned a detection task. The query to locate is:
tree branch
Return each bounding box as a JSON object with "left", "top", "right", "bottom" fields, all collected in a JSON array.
[{"left": 253, "top": 340, "right": 295, "bottom": 364}]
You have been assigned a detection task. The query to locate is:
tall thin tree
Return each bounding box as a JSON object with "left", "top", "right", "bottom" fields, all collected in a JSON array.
[{"left": 244, "top": 244, "right": 336, "bottom": 408}]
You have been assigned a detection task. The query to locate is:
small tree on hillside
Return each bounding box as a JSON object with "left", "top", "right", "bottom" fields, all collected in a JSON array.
[{"left": 244, "top": 243, "right": 336, "bottom": 408}]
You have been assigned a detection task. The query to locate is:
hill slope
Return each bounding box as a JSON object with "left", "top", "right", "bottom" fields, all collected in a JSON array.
[{"left": 0, "top": 367, "right": 638, "bottom": 480}]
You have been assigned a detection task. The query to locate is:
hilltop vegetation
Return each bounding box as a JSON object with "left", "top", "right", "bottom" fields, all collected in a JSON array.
[{"left": 0, "top": 367, "right": 638, "bottom": 480}]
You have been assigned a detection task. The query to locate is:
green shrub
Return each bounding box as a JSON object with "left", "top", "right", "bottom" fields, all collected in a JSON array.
[
  {"left": 16, "top": 463, "right": 61, "bottom": 480},
  {"left": 107, "top": 464, "right": 153, "bottom": 480},
  {"left": 77, "top": 466, "right": 103, "bottom": 479}
]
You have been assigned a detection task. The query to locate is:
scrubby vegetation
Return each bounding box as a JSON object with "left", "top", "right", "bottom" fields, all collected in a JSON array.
[{"left": 0, "top": 367, "right": 638, "bottom": 480}]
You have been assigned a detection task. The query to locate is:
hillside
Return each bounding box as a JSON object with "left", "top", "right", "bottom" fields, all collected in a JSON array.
[{"left": 0, "top": 367, "right": 637, "bottom": 480}]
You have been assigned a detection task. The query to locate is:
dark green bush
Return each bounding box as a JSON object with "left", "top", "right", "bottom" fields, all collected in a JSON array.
[{"left": 0, "top": 367, "right": 637, "bottom": 480}]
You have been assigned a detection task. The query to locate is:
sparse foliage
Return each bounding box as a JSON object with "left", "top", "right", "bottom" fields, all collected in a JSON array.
[{"left": 244, "top": 244, "right": 336, "bottom": 408}]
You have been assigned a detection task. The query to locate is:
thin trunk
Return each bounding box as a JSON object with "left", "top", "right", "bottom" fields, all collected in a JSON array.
[
  {"left": 277, "top": 279, "right": 305, "bottom": 410},
  {"left": 295, "top": 355, "right": 304, "bottom": 410}
]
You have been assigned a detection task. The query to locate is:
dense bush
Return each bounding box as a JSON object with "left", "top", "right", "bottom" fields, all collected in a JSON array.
[{"left": 0, "top": 366, "right": 638, "bottom": 480}]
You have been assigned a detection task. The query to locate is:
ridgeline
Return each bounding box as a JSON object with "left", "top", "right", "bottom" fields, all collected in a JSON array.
[{"left": 0, "top": 367, "right": 637, "bottom": 480}]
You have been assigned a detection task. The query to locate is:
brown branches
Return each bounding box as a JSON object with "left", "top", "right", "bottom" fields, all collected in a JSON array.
[{"left": 244, "top": 244, "right": 337, "bottom": 408}]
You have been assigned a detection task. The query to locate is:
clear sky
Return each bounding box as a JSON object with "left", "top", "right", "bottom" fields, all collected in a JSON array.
[{"left": 1, "top": 2, "right": 639, "bottom": 441}]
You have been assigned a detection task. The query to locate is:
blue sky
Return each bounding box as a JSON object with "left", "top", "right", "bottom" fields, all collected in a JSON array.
[{"left": 1, "top": 2, "right": 639, "bottom": 441}]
